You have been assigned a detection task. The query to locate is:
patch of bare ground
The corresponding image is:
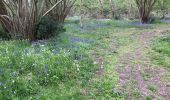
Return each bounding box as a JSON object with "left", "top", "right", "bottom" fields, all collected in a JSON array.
[{"left": 116, "top": 29, "right": 170, "bottom": 99}]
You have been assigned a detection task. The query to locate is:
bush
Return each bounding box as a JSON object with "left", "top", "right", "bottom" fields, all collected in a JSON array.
[
  {"left": 35, "top": 16, "right": 65, "bottom": 40},
  {"left": 0, "top": 26, "right": 10, "bottom": 39},
  {"left": 149, "top": 17, "right": 162, "bottom": 24}
]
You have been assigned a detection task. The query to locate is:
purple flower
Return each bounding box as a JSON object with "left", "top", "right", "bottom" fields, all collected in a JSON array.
[
  {"left": 70, "top": 37, "right": 94, "bottom": 44},
  {"left": 128, "top": 22, "right": 150, "bottom": 27}
]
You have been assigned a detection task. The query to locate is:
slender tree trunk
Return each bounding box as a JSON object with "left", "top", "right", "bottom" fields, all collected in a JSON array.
[
  {"left": 45, "top": 0, "right": 75, "bottom": 23},
  {"left": 0, "top": 0, "right": 10, "bottom": 32},
  {"left": 161, "top": 0, "right": 165, "bottom": 19},
  {"left": 98, "top": 0, "right": 104, "bottom": 18},
  {"left": 135, "top": 0, "right": 157, "bottom": 24},
  {"left": 109, "top": 0, "right": 116, "bottom": 18},
  {"left": 80, "top": 0, "right": 83, "bottom": 28},
  {"left": 127, "top": 0, "right": 132, "bottom": 19}
]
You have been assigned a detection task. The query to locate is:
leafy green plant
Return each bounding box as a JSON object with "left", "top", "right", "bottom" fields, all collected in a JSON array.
[
  {"left": 148, "top": 85, "right": 157, "bottom": 92},
  {"left": 146, "top": 96, "right": 153, "bottom": 100},
  {"left": 0, "top": 26, "right": 10, "bottom": 39},
  {"left": 151, "top": 35, "right": 170, "bottom": 68},
  {"left": 0, "top": 38, "right": 96, "bottom": 99},
  {"left": 35, "top": 16, "right": 65, "bottom": 40}
]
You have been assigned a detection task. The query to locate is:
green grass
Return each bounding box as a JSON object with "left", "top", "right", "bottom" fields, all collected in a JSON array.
[
  {"left": 146, "top": 96, "right": 153, "bottom": 100},
  {"left": 149, "top": 35, "right": 170, "bottom": 97},
  {"left": 0, "top": 40, "right": 97, "bottom": 99},
  {"left": 148, "top": 85, "right": 157, "bottom": 92},
  {"left": 151, "top": 35, "right": 170, "bottom": 68},
  {"left": 0, "top": 18, "right": 169, "bottom": 99}
]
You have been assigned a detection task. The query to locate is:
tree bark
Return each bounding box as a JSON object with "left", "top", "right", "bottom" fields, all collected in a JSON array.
[
  {"left": 109, "top": 0, "right": 116, "bottom": 18},
  {"left": 0, "top": 0, "right": 10, "bottom": 32},
  {"left": 127, "top": 0, "right": 132, "bottom": 19},
  {"left": 135, "top": 0, "right": 157, "bottom": 24},
  {"left": 98, "top": 0, "right": 104, "bottom": 18},
  {"left": 80, "top": 0, "right": 83, "bottom": 28},
  {"left": 46, "top": 0, "right": 76, "bottom": 23}
]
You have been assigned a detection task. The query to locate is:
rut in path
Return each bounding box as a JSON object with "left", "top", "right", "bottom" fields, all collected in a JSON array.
[{"left": 116, "top": 29, "right": 170, "bottom": 99}]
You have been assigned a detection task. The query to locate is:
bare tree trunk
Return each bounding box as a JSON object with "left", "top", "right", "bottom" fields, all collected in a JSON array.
[
  {"left": 161, "top": 0, "right": 165, "bottom": 19},
  {"left": 98, "top": 0, "right": 104, "bottom": 18},
  {"left": 46, "top": 0, "right": 76, "bottom": 23},
  {"left": 127, "top": 0, "right": 132, "bottom": 19},
  {"left": 80, "top": 0, "right": 83, "bottom": 28},
  {"left": 0, "top": 0, "right": 65, "bottom": 40},
  {"left": 135, "top": 0, "right": 157, "bottom": 24},
  {"left": 0, "top": 0, "right": 10, "bottom": 32},
  {"left": 109, "top": 0, "right": 116, "bottom": 18}
]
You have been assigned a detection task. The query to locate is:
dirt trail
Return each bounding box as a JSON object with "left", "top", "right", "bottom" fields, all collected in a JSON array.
[{"left": 116, "top": 29, "right": 170, "bottom": 99}]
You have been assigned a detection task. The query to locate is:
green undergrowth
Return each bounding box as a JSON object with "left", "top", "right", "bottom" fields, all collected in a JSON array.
[
  {"left": 150, "top": 35, "right": 170, "bottom": 68},
  {"left": 0, "top": 40, "right": 97, "bottom": 99},
  {"left": 0, "top": 18, "right": 169, "bottom": 99},
  {"left": 150, "top": 34, "right": 170, "bottom": 92},
  {"left": 77, "top": 20, "right": 138, "bottom": 99}
]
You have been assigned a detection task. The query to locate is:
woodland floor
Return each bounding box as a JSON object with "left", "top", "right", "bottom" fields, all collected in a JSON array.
[
  {"left": 115, "top": 27, "right": 170, "bottom": 99},
  {"left": 1, "top": 19, "right": 170, "bottom": 99},
  {"left": 83, "top": 20, "right": 170, "bottom": 99}
]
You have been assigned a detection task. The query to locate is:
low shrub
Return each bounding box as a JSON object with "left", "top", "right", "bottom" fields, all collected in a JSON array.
[
  {"left": 0, "top": 26, "right": 10, "bottom": 40},
  {"left": 35, "top": 16, "right": 65, "bottom": 40},
  {"left": 149, "top": 17, "right": 162, "bottom": 24}
]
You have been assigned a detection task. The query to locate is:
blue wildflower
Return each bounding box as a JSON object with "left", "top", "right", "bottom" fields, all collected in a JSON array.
[
  {"left": 55, "top": 61, "right": 60, "bottom": 65},
  {"left": 0, "top": 82, "right": 2, "bottom": 86},
  {"left": 24, "top": 48, "right": 29, "bottom": 55},
  {"left": 37, "top": 95, "right": 41, "bottom": 100},
  {"left": 44, "top": 64, "right": 48, "bottom": 75},
  {"left": 70, "top": 37, "right": 94, "bottom": 44},
  {"left": 10, "top": 72, "right": 17, "bottom": 77},
  {"left": 161, "top": 19, "right": 170, "bottom": 23},
  {"left": 128, "top": 22, "right": 150, "bottom": 27}
]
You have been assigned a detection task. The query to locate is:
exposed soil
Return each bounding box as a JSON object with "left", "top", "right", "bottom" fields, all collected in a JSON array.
[{"left": 116, "top": 29, "right": 170, "bottom": 99}]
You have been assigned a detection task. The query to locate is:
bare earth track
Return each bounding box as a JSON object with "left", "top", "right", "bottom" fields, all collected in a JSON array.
[{"left": 116, "top": 29, "right": 170, "bottom": 99}]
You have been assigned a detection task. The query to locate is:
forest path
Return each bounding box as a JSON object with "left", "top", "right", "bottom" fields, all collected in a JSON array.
[{"left": 115, "top": 27, "right": 170, "bottom": 99}]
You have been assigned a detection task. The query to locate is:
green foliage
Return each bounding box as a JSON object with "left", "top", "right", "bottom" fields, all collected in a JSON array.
[
  {"left": 154, "top": 0, "right": 170, "bottom": 18},
  {"left": 151, "top": 35, "right": 170, "bottom": 68},
  {"left": 73, "top": 0, "right": 137, "bottom": 19},
  {"left": 0, "top": 39, "right": 96, "bottom": 99},
  {"left": 35, "top": 16, "right": 65, "bottom": 40},
  {"left": 148, "top": 85, "right": 157, "bottom": 92},
  {"left": 149, "top": 17, "right": 161, "bottom": 24},
  {"left": 146, "top": 96, "right": 153, "bottom": 100},
  {"left": 0, "top": 26, "right": 10, "bottom": 39},
  {"left": 0, "top": 18, "right": 168, "bottom": 99}
]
